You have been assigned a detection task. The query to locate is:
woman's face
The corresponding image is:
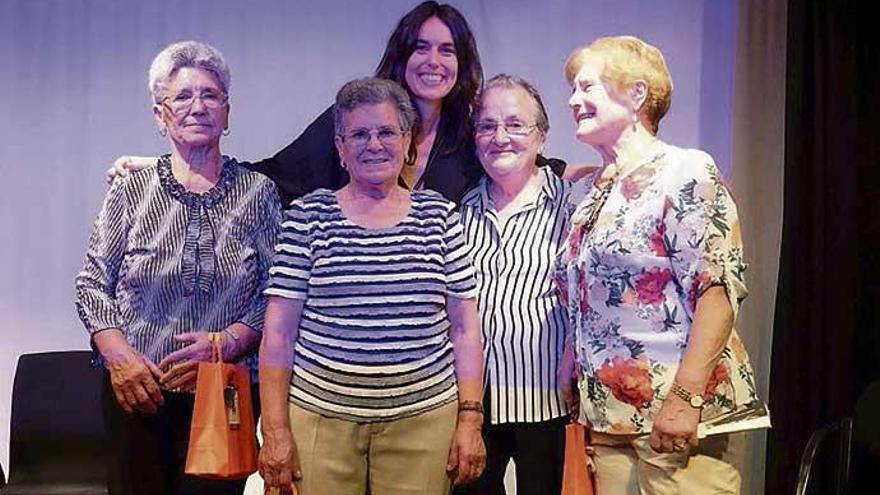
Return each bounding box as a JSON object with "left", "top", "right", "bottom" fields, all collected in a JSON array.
[
  {"left": 568, "top": 55, "right": 635, "bottom": 148},
  {"left": 474, "top": 86, "right": 545, "bottom": 183},
  {"left": 334, "top": 102, "right": 411, "bottom": 187},
  {"left": 153, "top": 67, "right": 229, "bottom": 148},
  {"left": 404, "top": 16, "right": 459, "bottom": 106}
]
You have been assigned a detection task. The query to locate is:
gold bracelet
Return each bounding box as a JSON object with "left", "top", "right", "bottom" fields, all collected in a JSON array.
[{"left": 458, "top": 400, "right": 484, "bottom": 415}]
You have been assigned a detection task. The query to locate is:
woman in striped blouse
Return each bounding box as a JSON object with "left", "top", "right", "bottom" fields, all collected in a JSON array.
[
  {"left": 75, "top": 41, "right": 280, "bottom": 494},
  {"left": 458, "top": 75, "right": 580, "bottom": 495},
  {"left": 258, "top": 77, "right": 486, "bottom": 495}
]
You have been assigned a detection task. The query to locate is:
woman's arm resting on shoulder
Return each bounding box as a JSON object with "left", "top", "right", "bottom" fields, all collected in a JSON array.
[{"left": 105, "top": 156, "right": 157, "bottom": 184}]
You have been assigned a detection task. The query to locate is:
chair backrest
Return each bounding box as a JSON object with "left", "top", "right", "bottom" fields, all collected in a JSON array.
[
  {"left": 850, "top": 379, "right": 880, "bottom": 493},
  {"left": 794, "top": 417, "right": 852, "bottom": 495},
  {"left": 7, "top": 350, "right": 108, "bottom": 485}
]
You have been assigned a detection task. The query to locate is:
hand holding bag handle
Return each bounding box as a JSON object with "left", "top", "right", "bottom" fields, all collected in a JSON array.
[
  {"left": 185, "top": 333, "right": 258, "bottom": 479},
  {"left": 561, "top": 421, "right": 596, "bottom": 495}
]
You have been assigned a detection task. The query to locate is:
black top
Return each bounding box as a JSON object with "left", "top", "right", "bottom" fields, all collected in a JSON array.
[{"left": 244, "top": 105, "right": 566, "bottom": 205}]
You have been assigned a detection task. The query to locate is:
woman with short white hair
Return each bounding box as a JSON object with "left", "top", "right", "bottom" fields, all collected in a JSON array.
[{"left": 75, "top": 40, "right": 280, "bottom": 495}]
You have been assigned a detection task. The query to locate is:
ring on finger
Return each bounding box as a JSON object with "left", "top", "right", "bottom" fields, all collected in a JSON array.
[{"left": 673, "top": 439, "right": 687, "bottom": 451}]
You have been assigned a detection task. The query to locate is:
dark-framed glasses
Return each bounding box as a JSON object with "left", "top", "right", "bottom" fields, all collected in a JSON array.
[
  {"left": 474, "top": 120, "right": 538, "bottom": 137},
  {"left": 162, "top": 89, "right": 228, "bottom": 115},
  {"left": 339, "top": 126, "right": 405, "bottom": 147}
]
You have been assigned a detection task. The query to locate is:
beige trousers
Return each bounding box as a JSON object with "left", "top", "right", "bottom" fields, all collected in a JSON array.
[
  {"left": 289, "top": 401, "right": 458, "bottom": 495},
  {"left": 590, "top": 432, "right": 742, "bottom": 495}
]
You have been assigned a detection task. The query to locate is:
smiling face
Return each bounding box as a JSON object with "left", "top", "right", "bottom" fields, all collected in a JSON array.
[
  {"left": 334, "top": 102, "right": 411, "bottom": 188},
  {"left": 568, "top": 55, "right": 636, "bottom": 148},
  {"left": 153, "top": 66, "right": 229, "bottom": 149},
  {"left": 404, "top": 16, "right": 459, "bottom": 106},
  {"left": 474, "top": 86, "right": 546, "bottom": 183}
]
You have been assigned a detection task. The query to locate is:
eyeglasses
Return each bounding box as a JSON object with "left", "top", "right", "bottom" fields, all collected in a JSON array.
[
  {"left": 474, "top": 120, "right": 539, "bottom": 137},
  {"left": 162, "top": 89, "right": 228, "bottom": 115},
  {"left": 339, "top": 127, "right": 405, "bottom": 147}
]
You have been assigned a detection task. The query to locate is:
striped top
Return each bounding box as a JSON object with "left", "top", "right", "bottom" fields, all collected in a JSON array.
[
  {"left": 459, "top": 167, "right": 579, "bottom": 424},
  {"left": 265, "top": 188, "right": 478, "bottom": 422},
  {"left": 75, "top": 156, "right": 281, "bottom": 366}
]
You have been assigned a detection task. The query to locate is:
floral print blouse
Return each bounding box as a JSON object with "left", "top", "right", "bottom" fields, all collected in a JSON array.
[{"left": 556, "top": 141, "right": 763, "bottom": 435}]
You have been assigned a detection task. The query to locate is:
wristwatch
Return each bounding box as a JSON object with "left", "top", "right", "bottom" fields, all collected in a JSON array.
[{"left": 670, "top": 382, "right": 705, "bottom": 409}]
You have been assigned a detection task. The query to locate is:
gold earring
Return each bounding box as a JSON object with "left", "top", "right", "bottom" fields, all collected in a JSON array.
[{"left": 222, "top": 128, "right": 230, "bottom": 136}]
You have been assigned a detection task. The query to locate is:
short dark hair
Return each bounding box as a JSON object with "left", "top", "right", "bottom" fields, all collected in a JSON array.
[
  {"left": 375, "top": 1, "right": 483, "bottom": 154},
  {"left": 334, "top": 78, "right": 418, "bottom": 136}
]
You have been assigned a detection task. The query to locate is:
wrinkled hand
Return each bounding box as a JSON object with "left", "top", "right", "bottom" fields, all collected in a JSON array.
[
  {"left": 95, "top": 331, "right": 164, "bottom": 414},
  {"left": 446, "top": 413, "right": 486, "bottom": 485},
  {"left": 157, "top": 331, "right": 221, "bottom": 391},
  {"left": 259, "top": 427, "right": 301, "bottom": 488},
  {"left": 649, "top": 394, "right": 700, "bottom": 453},
  {"left": 105, "top": 155, "right": 154, "bottom": 184}
]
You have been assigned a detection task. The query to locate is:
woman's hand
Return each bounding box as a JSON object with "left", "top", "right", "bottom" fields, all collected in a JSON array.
[
  {"left": 157, "top": 331, "right": 222, "bottom": 391},
  {"left": 105, "top": 156, "right": 155, "bottom": 184},
  {"left": 446, "top": 411, "right": 486, "bottom": 485},
  {"left": 259, "top": 426, "right": 302, "bottom": 488},
  {"left": 93, "top": 329, "right": 164, "bottom": 414},
  {"left": 649, "top": 394, "right": 700, "bottom": 453}
]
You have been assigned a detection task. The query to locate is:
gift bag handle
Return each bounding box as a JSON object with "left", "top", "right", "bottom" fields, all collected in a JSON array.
[{"left": 209, "top": 332, "right": 223, "bottom": 363}]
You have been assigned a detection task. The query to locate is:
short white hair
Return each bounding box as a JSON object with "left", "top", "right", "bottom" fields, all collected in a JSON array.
[{"left": 148, "top": 40, "right": 230, "bottom": 104}]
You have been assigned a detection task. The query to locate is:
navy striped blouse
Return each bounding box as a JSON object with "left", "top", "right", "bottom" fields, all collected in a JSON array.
[
  {"left": 265, "top": 188, "right": 478, "bottom": 422},
  {"left": 75, "top": 156, "right": 281, "bottom": 365}
]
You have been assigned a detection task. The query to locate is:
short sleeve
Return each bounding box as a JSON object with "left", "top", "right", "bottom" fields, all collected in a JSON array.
[
  {"left": 265, "top": 199, "right": 313, "bottom": 300},
  {"left": 663, "top": 150, "right": 748, "bottom": 317},
  {"left": 443, "top": 203, "right": 478, "bottom": 299}
]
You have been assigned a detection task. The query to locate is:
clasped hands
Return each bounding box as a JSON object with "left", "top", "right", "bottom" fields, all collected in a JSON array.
[{"left": 96, "top": 329, "right": 237, "bottom": 414}]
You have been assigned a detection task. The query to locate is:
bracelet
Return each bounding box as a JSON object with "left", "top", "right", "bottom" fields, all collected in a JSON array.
[{"left": 458, "top": 400, "right": 484, "bottom": 415}]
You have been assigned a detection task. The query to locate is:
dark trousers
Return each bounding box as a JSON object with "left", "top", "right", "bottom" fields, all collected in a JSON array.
[
  {"left": 102, "top": 373, "right": 258, "bottom": 495},
  {"left": 456, "top": 399, "right": 567, "bottom": 495}
]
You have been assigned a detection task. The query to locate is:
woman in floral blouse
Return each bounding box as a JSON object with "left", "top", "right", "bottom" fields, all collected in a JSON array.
[{"left": 556, "top": 36, "right": 767, "bottom": 494}]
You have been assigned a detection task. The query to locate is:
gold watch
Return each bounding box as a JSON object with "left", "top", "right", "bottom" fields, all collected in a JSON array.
[{"left": 670, "top": 382, "right": 705, "bottom": 409}]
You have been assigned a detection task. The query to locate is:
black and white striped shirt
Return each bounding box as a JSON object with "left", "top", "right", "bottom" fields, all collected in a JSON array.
[
  {"left": 75, "top": 156, "right": 281, "bottom": 365},
  {"left": 459, "top": 167, "right": 578, "bottom": 424},
  {"left": 265, "top": 188, "right": 478, "bottom": 422}
]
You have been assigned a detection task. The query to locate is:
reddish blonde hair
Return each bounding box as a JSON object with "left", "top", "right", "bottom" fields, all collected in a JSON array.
[{"left": 564, "top": 36, "right": 673, "bottom": 134}]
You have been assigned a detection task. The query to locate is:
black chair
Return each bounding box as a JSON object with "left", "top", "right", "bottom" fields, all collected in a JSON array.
[
  {"left": 1, "top": 351, "right": 108, "bottom": 494},
  {"left": 850, "top": 380, "right": 880, "bottom": 494},
  {"left": 794, "top": 417, "right": 853, "bottom": 495}
]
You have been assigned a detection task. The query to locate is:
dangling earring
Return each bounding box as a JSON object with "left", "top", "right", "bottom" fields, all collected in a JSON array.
[
  {"left": 340, "top": 160, "right": 347, "bottom": 170},
  {"left": 159, "top": 127, "right": 167, "bottom": 137},
  {"left": 632, "top": 111, "right": 640, "bottom": 131},
  {"left": 222, "top": 127, "right": 230, "bottom": 136}
]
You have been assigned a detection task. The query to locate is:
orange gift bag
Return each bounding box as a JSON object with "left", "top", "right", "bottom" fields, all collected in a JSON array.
[
  {"left": 185, "top": 335, "right": 258, "bottom": 479},
  {"left": 561, "top": 422, "right": 595, "bottom": 495}
]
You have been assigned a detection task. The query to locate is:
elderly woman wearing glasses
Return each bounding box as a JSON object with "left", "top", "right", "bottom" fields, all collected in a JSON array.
[
  {"left": 455, "top": 74, "right": 578, "bottom": 495},
  {"left": 258, "top": 77, "right": 485, "bottom": 495},
  {"left": 75, "top": 40, "right": 280, "bottom": 495}
]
